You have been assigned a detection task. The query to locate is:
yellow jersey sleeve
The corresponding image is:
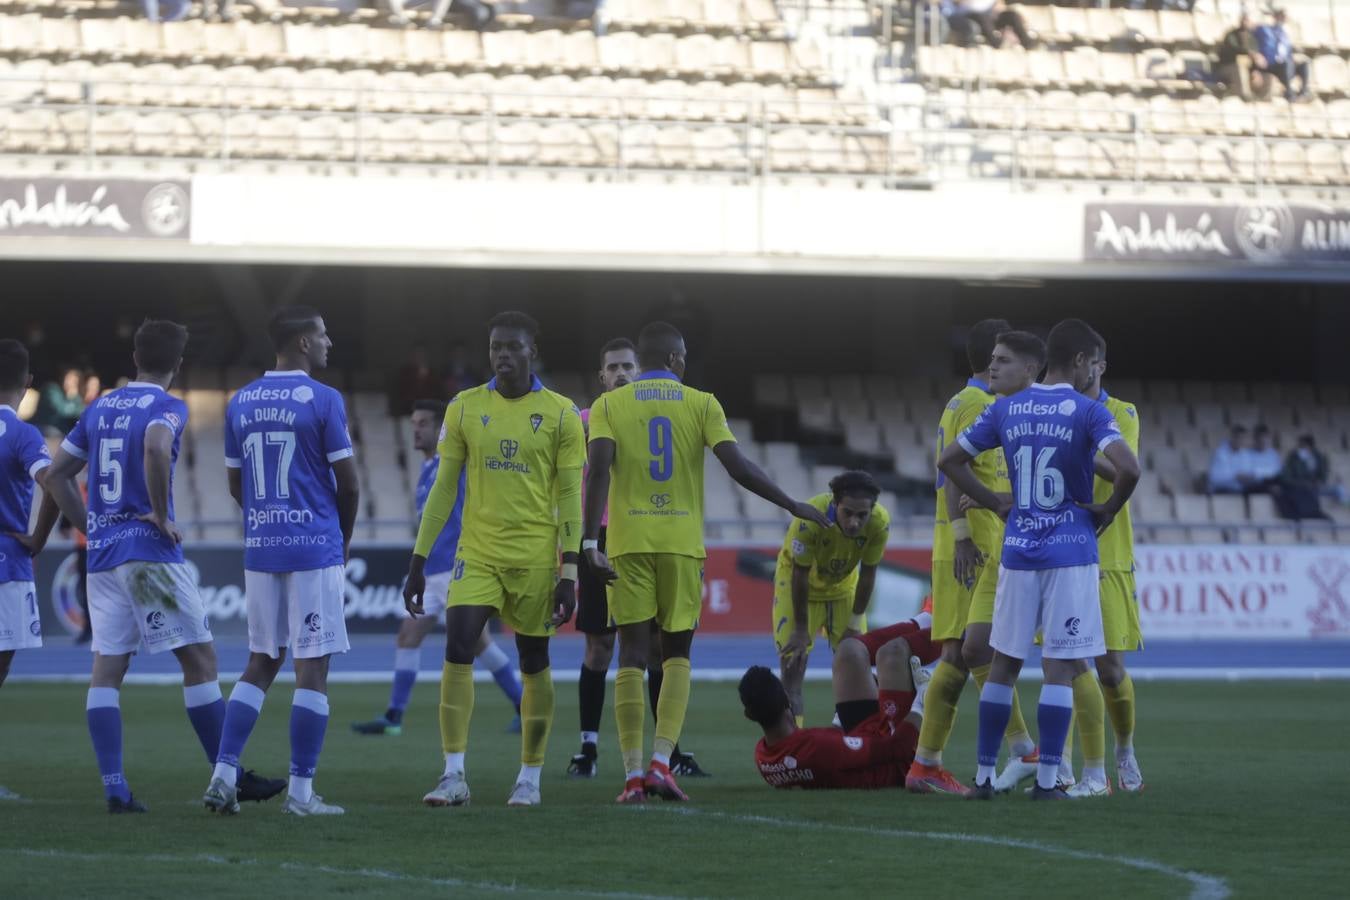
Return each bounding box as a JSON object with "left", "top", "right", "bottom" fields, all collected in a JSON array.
[
  {"left": 703, "top": 394, "right": 736, "bottom": 449},
  {"left": 556, "top": 402, "right": 585, "bottom": 549},
  {"left": 1095, "top": 395, "right": 1139, "bottom": 571},
  {"left": 588, "top": 396, "right": 613, "bottom": 443},
  {"left": 860, "top": 502, "right": 890, "bottom": 567},
  {"left": 413, "top": 399, "right": 467, "bottom": 558},
  {"left": 787, "top": 519, "right": 821, "bottom": 568},
  {"left": 933, "top": 384, "right": 1004, "bottom": 560}
]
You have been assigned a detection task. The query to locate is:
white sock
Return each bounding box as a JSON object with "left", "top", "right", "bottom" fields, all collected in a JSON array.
[
  {"left": 1058, "top": 756, "right": 1074, "bottom": 780},
  {"left": 394, "top": 646, "right": 421, "bottom": 672},
  {"left": 976, "top": 763, "right": 996, "bottom": 785},
  {"left": 911, "top": 612, "right": 933, "bottom": 630},
  {"left": 651, "top": 751, "right": 671, "bottom": 768},
  {"left": 443, "top": 752, "right": 465, "bottom": 778},
  {"left": 477, "top": 641, "right": 510, "bottom": 672},
  {"left": 581, "top": 731, "right": 599, "bottom": 748},
  {"left": 288, "top": 775, "right": 313, "bottom": 804},
  {"left": 1037, "top": 762, "right": 1061, "bottom": 790},
  {"left": 1116, "top": 737, "right": 1135, "bottom": 756},
  {"left": 626, "top": 769, "right": 644, "bottom": 781},
  {"left": 212, "top": 761, "right": 238, "bottom": 787},
  {"left": 1084, "top": 765, "right": 1106, "bottom": 784},
  {"left": 517, "top": 765, "right": 541, "bottom": 789}
]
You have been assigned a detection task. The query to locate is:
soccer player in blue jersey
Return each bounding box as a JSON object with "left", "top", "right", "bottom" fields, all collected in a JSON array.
[
  {"left": 351, "top": 398, "right": 523, "bottom": 736},
  {"left": 202, "top": 306, "right": 361, "bottom": 817},
  {"left": 0, "top": 340, "right": 60, "bottom": 801},
  {"left": 937, "top": 321, "right": 1140, "bottom": 800},
  {"left": 45, "top": 321, "right": 284, "bottom": 813}
]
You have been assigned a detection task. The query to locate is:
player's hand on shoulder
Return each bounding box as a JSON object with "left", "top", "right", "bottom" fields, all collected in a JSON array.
[
  {"left": 551, "top": 578, "right": 577, "bottom": 628},
  {"left": 1078, "top": 502, "right": 1116, "bottom": 535},
  {"left": 6, "top": 530, "right": 46, "bottom": 556},
  {"left": 584, "top": 547, "right": 616, "bottom": 584},
  {"left": 403, "top": 567, "right": 426, "bottom": 617},
  {"left": 791, "top": 501, "right": 830, "bottom": 528},
  {"left": 137, "top": 513, "right": 183, "bottom": 544}
]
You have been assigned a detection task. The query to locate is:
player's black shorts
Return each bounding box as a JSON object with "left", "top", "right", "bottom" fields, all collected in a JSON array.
[{"left": 576, "top": 527, "right": 614, "bottom": 636}]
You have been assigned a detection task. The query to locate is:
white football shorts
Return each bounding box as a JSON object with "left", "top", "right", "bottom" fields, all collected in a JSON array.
[
  {"left": 245, "top": 565, "right": 350, "bottom": 659},
  {"left": 0, "top": 580, "right": 42, "bottom": 652},
  {"left": 410, "top": 569, "right": 451, "bottom": 623},
  {"left": 991, "top": 564, "right": 1106, "bottom": 661},
  {"left": 88, "top": 562, "right": 212, "bottom": 656}
]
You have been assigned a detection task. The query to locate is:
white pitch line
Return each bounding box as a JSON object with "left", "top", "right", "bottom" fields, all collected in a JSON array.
[
  {"left": 664, "top": 809, "right": 1230, "bottom": 900},
  {"left": 4, "top": 848, "right": 694, "bottom": 900}
]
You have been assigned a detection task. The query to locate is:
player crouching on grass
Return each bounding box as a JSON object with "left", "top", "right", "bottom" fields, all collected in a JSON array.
[{"left": 744, "top": 617, "right": 939, "bottom": 790}]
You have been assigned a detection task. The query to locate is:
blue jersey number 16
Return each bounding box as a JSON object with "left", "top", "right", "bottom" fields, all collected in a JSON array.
[{"left": 649, "top": 417, "right": 673, "bottom": 482}]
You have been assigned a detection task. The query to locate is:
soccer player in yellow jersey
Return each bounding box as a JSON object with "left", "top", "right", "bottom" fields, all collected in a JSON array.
[
  {"left": 1069, "top": 350, "right": 1145, "bottom": 796},
  {"left": 773, "top": 470, "right": 891, "bottom": 725},
  {"left": 403, "top": 311, "right": 585, "bottom": 808},
  {"left": 584, "top": 321, "right": 828, "bottom": 804},
  {"left": 906, "top": 319, "right": 1041, "bottom": 797}
]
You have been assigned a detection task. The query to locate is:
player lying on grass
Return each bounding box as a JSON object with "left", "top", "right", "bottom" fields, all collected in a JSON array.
[{"left": 744, "top": 617, "right": 939, "bottom": 790}]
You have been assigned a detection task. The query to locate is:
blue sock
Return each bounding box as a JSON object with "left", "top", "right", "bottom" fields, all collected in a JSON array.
[
  {"left": 289, "top": 689, "right": 330, "bottom": 804},
  {"left": 183, "top": 681, "right": 226, "bottom": 766},
  {"left": 387, "top": 647, "right": 420, "bottom": 723},
  {"left": 479, "top": 640, "right": 523, "bottom": 711},
  {"left": 86, "top": 687, "right": 130, "bottom": 802},
  {"left": 976, "top": 681, "right": 1015, "bottom": 786},
  {"left": 214, "top": 681, "right": 266, "bottom": 785},
  {"left": 1037, "top": 683, "right": 1075, "bottom": 790}
]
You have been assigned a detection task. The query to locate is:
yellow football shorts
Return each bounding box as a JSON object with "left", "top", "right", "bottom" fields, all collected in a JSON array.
[
  {"left": 609, "top": 553, "right": 704, "bottom": 633},
  {"left": 447, "top": 559, "right": 557, "bottom": 637},
  {"left": 1100, "top": 569, "right": 1143, "bottom": 652},
  {"left": 931, "top": 553, "right": 999, "bottom": 640},
  {"left": 771, "top": 589, "right": 858, "bottom": 655}
]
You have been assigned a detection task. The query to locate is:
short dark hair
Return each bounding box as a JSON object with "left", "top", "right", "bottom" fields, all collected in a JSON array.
[
  {"left": 637, "top": 321, "right": 684, "bottom": 369},
  {"left": 0, "top": 339, "right": 29, "bottom": 391},
  {"left": 268, "top": 305, "right": 323, "bottom": 352},
  {"left": 1046, "top": 319, "right": 1105, "bottom": 371},
  {"left": 134, "top": 319, "right": 189, "bottom": 375},
  {"left": 599, "top": 337, "right": 636, "bottom": 363},
  {"left": 967, "top": 318, "right": 1013, "bottom": 373},
  {"left": 830, "top": 470, "right": 881, "bottom": 503},
  {"left": 738, "top": 665, "right": 790, "bottom": 730},
  {"left": 412, "top": 398, "right": 447, "bottom": 419},
  {"left": 996, "top": 330, "right": 1047, "bottom": 368},
  {"left": 487, "top": 311, "right": 540, "bottom": 340}
]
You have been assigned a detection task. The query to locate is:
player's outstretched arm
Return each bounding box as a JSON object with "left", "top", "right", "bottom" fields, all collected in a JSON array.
[
  {"left": 8, "top": 468, "right": 61, "bottom": 556},
  {"left": 1082, "top": 440, "right": 1140, "bottom": 535},
  {"left": 332, "top": 456, "right": 360, "bottom": 562},
  {"left": 937, "top": 443, "right": 1006, "bottom": 518},
  {"left": 44, "top": 446, "right": 88, "bottom": 537},
  {"left": 582, "top": 437, "right": 616, "bottom": 581},
  {"left": 405, "top": 453, "right": 464, "bottom": 616},
  {"left": 553, "top": 463, "right": 582, "bottom": 628},
  {"left": 138, "top": 423, "right": 182, "bottom": 544},
  {"left": 849, "top": 565, "right": 877, "bottom": 634},
  {"left": 713, "top": 441, "right": 830, "bottom": 527}
]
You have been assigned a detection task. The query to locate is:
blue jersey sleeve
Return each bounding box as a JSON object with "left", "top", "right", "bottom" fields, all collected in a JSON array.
[
  {"left": 957, "top": 402, "right": 1001, "bottom": 456},
  {"left": 322, "top": 391, "right": 354, "bottom": 464},
  {"left": 16, "top": 422, "right": 52, "bottom": 480},
  {"left": 149, "top": 396, "right": 188, "bottom": 441},
  {"left": 1085, "top": 401, "right": 1124, "bottom": 454},
  {"left": 60, "top": 407, "right": 91, "bottom": 461},
  {"left": 223, "top": 396, "right": 241, "bottom": 468}
]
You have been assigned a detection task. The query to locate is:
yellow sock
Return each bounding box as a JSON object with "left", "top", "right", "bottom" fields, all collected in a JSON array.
[
  {"left": 439, "top": 662, "right": 475, "bottom": 755},
  {"left": 915, "top": 660, "right": 967, "bottom": 765},
  {"left": 653, "top": 658, "right": 691, "bottom": 763},
  {"left": 519, "top": 668, "right": 554, "bottom": 767},
  {"left": 1072, "top": 671, "right": 1106, "bottom": 773},
  {"left": 1102, "top": 674, "right": 1136, "bottom": 750},
  {"left": 614, "top": 667, "right": 646, "bottom": 778},
  {"left": 971, "top": 664, "right": 1033, "bottom": 756}
]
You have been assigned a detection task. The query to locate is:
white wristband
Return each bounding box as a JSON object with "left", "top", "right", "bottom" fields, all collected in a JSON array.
[
  {"left": 951, "top": 518, "right": 972, "bottom": 542},
  {"left": 849, "top": 613, "right": 866, "bottom": 632},
  {"left": 560, "top": 563, "right": 578, "bottom": 582},
  {"left": 581, "top": 539, "right": 599, "bottom": 552}
]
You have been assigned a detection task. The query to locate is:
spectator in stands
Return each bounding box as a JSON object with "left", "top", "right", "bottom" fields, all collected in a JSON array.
[
  {"left": 1217, "top": 13, "right": 1267, "bottom": 100},
  {"left": 1276, "top": 434, "right": 1329, "bottom": 520},
  {"left": 1207, "top": 424, "right": 1252, "bottom": 495},
  {"left": 391, "top": 344, "right": 442, "bottom": 417},
  {"left": 206, "top": 0, "right": 282, "bottom": 23},
  {"left": 141, "top": 0, "right": 192, "bottom": 22},
  {"left": 443, "top": 342, "right": 484, "bottom": 397},
  {"left": 1246, "top": 424, "right": 1282, "bottom": 492},
  {"left": 32, "top": 367, "right": 86, "bottom": 438},
  {"left": 380, "top": 0, "right": 493, "bottom": 29},
  {"left": 1254, "top": 8, "right": 1311, "bottom": 102},
  {"left": 944, "top": 0, "right": 1037, "bottom": 50}
]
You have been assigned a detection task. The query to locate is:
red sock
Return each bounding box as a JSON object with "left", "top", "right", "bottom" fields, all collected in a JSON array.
[{"left": 878, "top": 689, "right": 916, "bottom": 721}]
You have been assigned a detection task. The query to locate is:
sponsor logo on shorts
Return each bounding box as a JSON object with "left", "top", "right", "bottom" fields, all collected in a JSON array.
[
  {"left": 843, "top": 736, "right": 864, "bottom": 751},
  {"left": 202, "top": 614, "right": 211, "bottom": 633},
  {"left": 304, "top": 612, "right": 322, "bottom": 633},
  {"left": 1064, "top": 616, "right": 1081, "bottom": 636},
  {"left": 146, "top": 610, "right": 167, "bottom": 630},
  {"left": 143, "top": 609, "right": 183, "bottom": 644},
  {"left": 783, "top": 755, "right": 797, "bottom": 770}
]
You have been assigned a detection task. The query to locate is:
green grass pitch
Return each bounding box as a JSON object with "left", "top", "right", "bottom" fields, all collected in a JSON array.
[{"left": 1, "top": 680, "right": 1347, "bottom": 899}]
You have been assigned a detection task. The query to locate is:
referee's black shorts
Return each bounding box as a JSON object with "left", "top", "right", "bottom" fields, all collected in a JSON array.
[{"left": 575, "top": 527, "right": 614, "bottom": 636}]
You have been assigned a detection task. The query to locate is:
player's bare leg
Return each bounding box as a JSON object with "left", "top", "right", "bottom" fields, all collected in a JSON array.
[
  {"left": 965, "top": 623, "right": 1043, "bottom": 792},
  {"left": 507, "top": 632, "right": 553, "bottom": 806},
  {"left": 1095, "top": 650, "right": 1142, "bottom": 793},
  {"left": 569, "top": 631, "right": 614, "bottom": 777},
  {"left": 425, "top": 604, "right": 493, "bottom": 807}
]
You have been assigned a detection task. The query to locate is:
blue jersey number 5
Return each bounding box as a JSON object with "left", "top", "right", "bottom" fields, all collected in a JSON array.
[{"left": 649, "top": 417, "right": 673, "bottom": 482}]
